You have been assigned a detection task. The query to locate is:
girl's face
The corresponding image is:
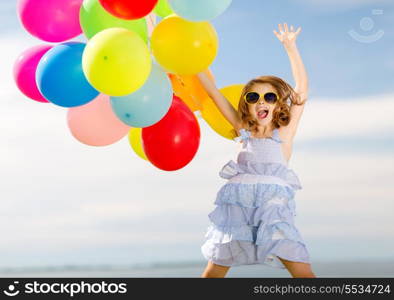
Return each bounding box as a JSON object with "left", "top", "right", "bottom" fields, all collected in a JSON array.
[{"left": 247, "top": 83, "right": 278, "bottom": 126}]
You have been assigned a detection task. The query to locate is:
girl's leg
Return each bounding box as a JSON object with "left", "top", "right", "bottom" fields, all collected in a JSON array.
[
  {"left": 201, "top": 261, "right": 231, "bottom": 278},
  {"left": 278, "top": 257, "right": 316, "bottom": 278}
]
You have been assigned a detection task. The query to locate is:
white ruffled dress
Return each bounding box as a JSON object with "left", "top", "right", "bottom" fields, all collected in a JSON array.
[{"left": 201, "top": 128, "right": 310, "bottom": 269}]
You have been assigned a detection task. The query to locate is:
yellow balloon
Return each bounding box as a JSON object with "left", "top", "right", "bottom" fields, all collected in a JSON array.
[
  {"left": 201, "top": 84, "right": 245, "bottom": 140},
  {"left": 151, "top": 16, "right": 218, "bottom": 75},
  {"left": 128, "top": 127, "right": 148, "bottom": 161},
  {"left": 82, "top": 28, "right": 152, "bottom": 96}
]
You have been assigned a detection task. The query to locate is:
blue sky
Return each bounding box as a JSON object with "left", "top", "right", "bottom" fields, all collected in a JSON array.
[
  {"left": 211, "top": 0, "right": 394, "bottom": 98},
  {"left": 0, "top": 0, "right": 393, "bottom": 272}
]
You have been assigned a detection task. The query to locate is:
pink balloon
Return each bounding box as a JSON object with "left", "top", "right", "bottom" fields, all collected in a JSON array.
[
  {"left": 67, "top": 94, "right": 130, "bottom": 146},
  {"left": 17, "top": 0, "right": 83, "bottom": 42},
  {"left": 13, "top": 45, "right": 52, "bottom": 103}
]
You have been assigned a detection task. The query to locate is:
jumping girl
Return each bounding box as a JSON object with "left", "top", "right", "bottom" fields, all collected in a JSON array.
[{"left": 197, "top": 23, "right": 315, "bottom": 278}]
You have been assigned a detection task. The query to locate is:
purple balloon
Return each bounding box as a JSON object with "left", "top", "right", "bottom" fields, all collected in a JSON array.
[
  {"left": 13, "top": 45, "right": 53, "bottom": 102},
  {"left": 17, "top": 0, "right": 83, "bottom": 42}
]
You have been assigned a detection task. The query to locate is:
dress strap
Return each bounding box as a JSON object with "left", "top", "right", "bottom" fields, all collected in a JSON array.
[
  {"left": 234, "top": 128, "right": 283, "bottom": 144},
  {"left": 233, "top": 129, "right": 251, "bottom": 148},
  {"left": 271, "top": 128, "right": 283, "bottom": 143}
]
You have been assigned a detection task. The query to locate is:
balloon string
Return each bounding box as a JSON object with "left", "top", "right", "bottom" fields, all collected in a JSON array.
[
  {"left": 190, "top": 91, "right": 202, "bottom": 110},
  {"left": 150, "top": 13, "right": 157, "bottom": 26},
  {"left": 147, "top": 13, "right": 156, "bottom": 37},
  {"left": 174, "top": 74, "right": 203, "bottom": 110},
  {"left": 176, "top": 74, "right": 186, "bottom": 87}
]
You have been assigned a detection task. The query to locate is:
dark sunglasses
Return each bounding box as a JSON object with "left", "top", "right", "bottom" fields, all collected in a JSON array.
[{"left": 244, "top": 92, "right": 279, "bottom": 104}]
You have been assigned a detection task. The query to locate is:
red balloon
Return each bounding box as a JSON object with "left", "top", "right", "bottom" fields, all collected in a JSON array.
[
  {"left": 98, "top": 0, "right": 158, "bottom": 20},
  {"left": 142, "top": 95, "right": 201, "bottom": 171}
]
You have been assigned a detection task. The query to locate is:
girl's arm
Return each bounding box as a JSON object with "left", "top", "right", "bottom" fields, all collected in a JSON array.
[
  {"left": 274, "top": 23, "right": 308, "bottom": 141},
  {"left": 197, "top": 72, "right": 242, "bottom": 130}
]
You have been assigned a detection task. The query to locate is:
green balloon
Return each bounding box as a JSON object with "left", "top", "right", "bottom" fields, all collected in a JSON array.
[
  {"left": 153, "top": 0, "right": 173, "bottom": 18},
  {"left": 80, "top": 0, "right": 148, "bottom": 43}
]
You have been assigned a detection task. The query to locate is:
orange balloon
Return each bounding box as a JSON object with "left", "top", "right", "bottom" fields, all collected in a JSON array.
[{"left": 169, "top": 69, "right": 214, "bottom": 112}]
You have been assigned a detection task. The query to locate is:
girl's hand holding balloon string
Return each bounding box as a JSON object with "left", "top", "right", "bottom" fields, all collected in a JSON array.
[{"left": 197, "top": 71, "right": 241, "bottom": 131}]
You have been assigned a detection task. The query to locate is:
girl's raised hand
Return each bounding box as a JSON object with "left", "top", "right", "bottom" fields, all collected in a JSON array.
[{"left": 273, "top": 23, "right": 301, "bottom": 49}]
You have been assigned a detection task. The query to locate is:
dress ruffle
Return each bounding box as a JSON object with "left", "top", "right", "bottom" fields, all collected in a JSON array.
[
  {"left": 202, "top": 127, "right": 309, "bottom": 268},
  {"left": 201, "top": 197, "right": 310, "bottom": 268},
  {"left": 207, "top": 198, "right": 301, "bottom": 244},
  {"left": 201, "top": 238, "right": 310, "bottom": 268},
  {"left": 216, "top": 182, "right": 296, "bottom": 211},
  {"left": 219, "top": 159, "right": 302, "bottom": 190},
  {"left": 211, "top": 195, "right": 297, "bottom": 225}
]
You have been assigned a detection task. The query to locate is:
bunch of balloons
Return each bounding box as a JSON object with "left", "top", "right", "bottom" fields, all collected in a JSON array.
[{"left": 14, "top": 0, "right": 236, "bottom": 171}]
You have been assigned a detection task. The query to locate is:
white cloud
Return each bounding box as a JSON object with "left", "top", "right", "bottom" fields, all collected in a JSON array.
[
  {"left": 296, "top": 94, "right": 394, "bottom": 141},
  {"left": 292, "top": 151, "right": 394, "bottom": 239}
]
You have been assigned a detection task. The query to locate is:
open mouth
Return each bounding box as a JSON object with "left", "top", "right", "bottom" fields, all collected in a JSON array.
[{"left": 257, "top": 109, "right": 269, "bottom": 119}]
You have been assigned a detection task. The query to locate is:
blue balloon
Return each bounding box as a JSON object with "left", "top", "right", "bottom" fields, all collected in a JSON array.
[
  {"left": 110, "top": 64, "right": 173, "bottom": 128},
  {"left": 36, "top": 42, "right": 99, "bottom": 107},
  {"left": 169, "top": 0, "right": 232, "bottom": 21}
]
